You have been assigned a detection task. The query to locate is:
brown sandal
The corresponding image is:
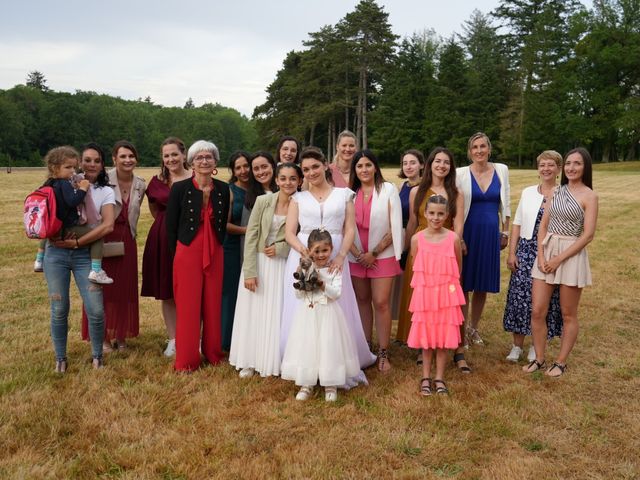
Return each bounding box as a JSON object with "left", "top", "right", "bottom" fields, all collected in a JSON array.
[{"left": 420, "top": 377, "right": 432, "bottom": 396}]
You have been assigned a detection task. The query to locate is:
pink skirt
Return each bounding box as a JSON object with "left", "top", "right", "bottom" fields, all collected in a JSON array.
[
  {"left": 350, "top": 256, "right": 402, "bottom": 279},
  {"left": 531, "top": 233, "right": 592, "bottom": 288}
]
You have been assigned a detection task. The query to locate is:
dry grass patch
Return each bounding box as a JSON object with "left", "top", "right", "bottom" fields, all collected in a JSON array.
[{"left": 0, "top": 167, "right": 639, "bottom": 479}]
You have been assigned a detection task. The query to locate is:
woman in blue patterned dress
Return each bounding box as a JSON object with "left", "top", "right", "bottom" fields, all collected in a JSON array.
[
  {"left": 503, "top": 151, "right": 563, "bottom": 363},
  {"left": 220, "top": 151, "right": 251, "bottom": 351}
]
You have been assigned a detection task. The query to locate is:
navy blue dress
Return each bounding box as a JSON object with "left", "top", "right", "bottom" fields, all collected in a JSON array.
[
  {"left": 503, "top": 207, "right": 563, "bottom": 337},
  {"left": 462, "top": 172, "right": 501, "bottom": 293}
]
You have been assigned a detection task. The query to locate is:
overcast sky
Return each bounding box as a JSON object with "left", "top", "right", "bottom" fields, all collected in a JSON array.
[{"left": 0, "top": 0, "right": 589, "bottom": 117}]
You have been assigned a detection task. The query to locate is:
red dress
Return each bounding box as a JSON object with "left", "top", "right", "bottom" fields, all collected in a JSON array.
[
  {"left": 173, "top": 179, "right": 224, "bottom": 371},
  {"left": 141, "top": 176, "right": 173, "bottom": 300},
  {"left": 82, "top": 199, "right": 139, "bottom": 342},
  {"left": 407, "top": 230, "right": 465, "bottom": 349}
]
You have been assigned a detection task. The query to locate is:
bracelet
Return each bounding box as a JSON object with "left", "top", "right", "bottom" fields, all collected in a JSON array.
[
  {"left": 500, "top": 232, "right": 509, "bottom": 238},
  {"left": 372, "top": 249, "right": 379, "bottom": 258}
]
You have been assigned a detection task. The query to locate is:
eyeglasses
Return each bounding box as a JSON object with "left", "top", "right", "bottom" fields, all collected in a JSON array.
[{"left": 193, "top": 154, "right": 215, "bottom": 163}]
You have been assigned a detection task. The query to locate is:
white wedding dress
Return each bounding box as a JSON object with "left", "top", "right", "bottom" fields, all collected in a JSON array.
[{"left": 281, "top": 188, "right": 376, "bottom": 386}]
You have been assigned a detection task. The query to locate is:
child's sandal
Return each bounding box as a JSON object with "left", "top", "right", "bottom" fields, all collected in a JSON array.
[
  {"left": 377, "top": 348, "right": 391, "bottom": 373},
  {"left": 434, "top": 379, "right": 449, "bottom": 395},
  {"left": 420, "top": 377, "right": 432, "bottom": 396}
]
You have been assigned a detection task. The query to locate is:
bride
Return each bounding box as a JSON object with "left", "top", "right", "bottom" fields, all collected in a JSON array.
[{"left": 281, "top": 147, "right": 376, "bottom": 382}]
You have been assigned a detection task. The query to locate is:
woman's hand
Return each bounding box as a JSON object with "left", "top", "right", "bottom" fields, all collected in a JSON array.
[
  {"left": 263, "top": 245, "right": 276, "bottom": 257},
  {"left": 53, "top": 238, "right": 77, "bottom": 249},
  {"left": 543, "top": 255, "right": 562, "bottom": 273},
  {"left": 500, "top": 234, "right": 509, "bottom": 250},
  {"left": 358, "top": 252, "right": 377, "bottom": 269},
  {"left": 329, "top": 253, "right": 346, "bottom": 273},
  {"left": 460, "top": 239, "right": 468, "bottom": 256},
  {"left": 244, "top": 277, "right": 258, "bottom": 292},
  {"left": 507, "top": 252, "right": 518, "bottom": 272}
]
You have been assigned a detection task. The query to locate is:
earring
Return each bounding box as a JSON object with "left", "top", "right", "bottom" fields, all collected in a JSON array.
[{"left": 212, "top": 167, "right": 218, "bottom": 176}]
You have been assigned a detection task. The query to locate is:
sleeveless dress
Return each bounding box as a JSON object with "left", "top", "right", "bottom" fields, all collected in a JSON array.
[
  {"left": 531, "top": 185, "right": 592, "bottom": 287},
  {"left": 396, "top": 188, "right": 451, "bottom": 342},
  {"left": 281, "top": 188, "right": 376, "bottom": 373},
  {"left": 141, "top": 176, "right": 172, "bottom": 300},
  {"left": 281, "top": 268, "right": 361, "bottom": 387},
  {"left": 407, "top": 230, "right": 465, "bottom": 349},
  {"left": 221, "top": 183, "right": 247, "bottom": 351},
  {"left": 229, "top": 214, "right": 287, "bottom": 377},
  {"left": 503, "top": 206, "right": 563, "bottom": 337},
  {"left": 462, "top": 172, "right": 501, "bottom": 293},
  {"left": 83, "top": 198, "right": 139, "bottom": 342}
]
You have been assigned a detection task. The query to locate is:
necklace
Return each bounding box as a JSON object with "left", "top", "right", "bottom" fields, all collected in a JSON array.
[{"left": 336, "top": 161, "right": 350, "bottom": 175}]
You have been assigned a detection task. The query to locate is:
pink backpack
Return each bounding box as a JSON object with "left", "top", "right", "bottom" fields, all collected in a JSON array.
[{"left": 24, "top": 186, "right": 62, "bottom": 239}]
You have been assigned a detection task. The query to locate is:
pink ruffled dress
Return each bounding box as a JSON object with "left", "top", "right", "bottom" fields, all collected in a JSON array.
[{"left": 407, "top": 230, "right": 465, "bottom": 349}]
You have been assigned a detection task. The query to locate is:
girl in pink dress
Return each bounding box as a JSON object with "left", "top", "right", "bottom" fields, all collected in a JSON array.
[{"left": 408, "top": 195, "right": 465, "bottom": 396}]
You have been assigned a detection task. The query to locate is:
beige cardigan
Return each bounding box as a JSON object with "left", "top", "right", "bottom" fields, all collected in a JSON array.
[
  {"left": 242, "top": 192, "right": 290, "bottom": 279},
  {"left": 107, "top": 168, "right": 146, "bottom": 239}
]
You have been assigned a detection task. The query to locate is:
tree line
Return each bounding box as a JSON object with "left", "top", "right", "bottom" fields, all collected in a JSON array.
[
  {"left": 0, "top": 73, "right": 256, "bottom": 167},
  {"left": 254, "top": 0, "right": 640, "bottom": 165},
  {"left": 1, "top": 0, "right": 638, "bottom": 167}
]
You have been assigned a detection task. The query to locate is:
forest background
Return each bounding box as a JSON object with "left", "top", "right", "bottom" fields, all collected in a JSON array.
[{"left": 1, "top": 0, "right": 638, "bottom": 167}]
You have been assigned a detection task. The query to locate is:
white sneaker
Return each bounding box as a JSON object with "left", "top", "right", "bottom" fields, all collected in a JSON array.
[
  {"left": 34, "top": 259, "right": 43, "bottom": 272},
  {"left": 239, "top": 367, "right": 255, "bottom": 379},
  {"left": 506, "top": 345, "right": 523, "bottom": 362},
  {"left": 296, "top": 386, "right": 314, "bottom": 401},
  {"left": 163, "top": 339, "right": 176, "bottom": 357},
  {"left": 527, "top": 345, "right": 536, "bottom": 362},
  {"left": 325, "top": 386, "right": 337, "bottom": 402},
  {"left": 88, "top": 269, "right": 114, "bottom": 284}
]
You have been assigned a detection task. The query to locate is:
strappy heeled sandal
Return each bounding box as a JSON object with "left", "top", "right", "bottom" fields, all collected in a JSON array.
[
  {"left": 453, "top": 352, "right": 471, "bottom": 374},
  {"left": 377, "top": 348, "right": 391, "bottom": 373},
  {"left": 546, "top": 362, "right": 567, "bottom": 377},
  {"left": 522, "top": 359, "right": 546, "bottom": 373},
  {"left": 434, "top": 379, "right": 449, "bottom": 395},
  {"left": 420, "top": 377, "right": 432, "bottom": 396}
]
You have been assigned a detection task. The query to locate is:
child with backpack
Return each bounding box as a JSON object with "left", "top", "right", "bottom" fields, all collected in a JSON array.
[{"left": 26, "top": 146, "right": 112, "bottom": 284}]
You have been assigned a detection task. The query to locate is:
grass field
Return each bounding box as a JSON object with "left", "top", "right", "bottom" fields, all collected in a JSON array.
[{"left": 1, "top": 166, "right": 639, "bottom": 479}]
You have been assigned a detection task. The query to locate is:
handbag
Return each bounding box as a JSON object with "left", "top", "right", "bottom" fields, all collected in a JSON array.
[{"left": 103, "top": 241, "right": 125, "bottom": 257}]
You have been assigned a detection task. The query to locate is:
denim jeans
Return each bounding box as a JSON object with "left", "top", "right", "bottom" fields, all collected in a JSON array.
[{"left": 44, "top": 242, "right": 104, "bottom": 360}]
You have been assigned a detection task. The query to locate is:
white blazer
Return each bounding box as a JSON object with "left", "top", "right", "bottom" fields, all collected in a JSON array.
[
  {"left": 456, "top": 163, "right": 511, "bottom": 223},
  {"left": 349, "top": 181, "right": 403, "bottom": 262},
  {"left": 513, "top": 185, "right": 547, "bottom": 240}
]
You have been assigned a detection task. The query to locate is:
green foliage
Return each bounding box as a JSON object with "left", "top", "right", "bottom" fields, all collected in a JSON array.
[{"left": 0, "top": 87, "right": 256, "bottom": 166}]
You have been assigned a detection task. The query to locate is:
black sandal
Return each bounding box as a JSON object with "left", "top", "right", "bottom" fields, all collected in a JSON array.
[
  {"left": 420, "top": 377, "right": 432, "bottom": 396},
  {"left": 522, "top": 359, "right": 546, "bottom": 373},
  {"left": 453, "top": 353, "right": 471, "bottom": 374},
  {"left": 434, "top": 379, "right": 449, "bottom": 395},
  {"left": 546, "top": 362, "right": 567, "bottom": 377}
]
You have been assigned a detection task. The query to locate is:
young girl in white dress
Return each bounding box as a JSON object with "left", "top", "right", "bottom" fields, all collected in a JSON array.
[
  {"left": 229, "top": 163, "right": 302, "bottom": 377},
  {"left": 281, "top": 229, "right": 361, "bottom": 402}
]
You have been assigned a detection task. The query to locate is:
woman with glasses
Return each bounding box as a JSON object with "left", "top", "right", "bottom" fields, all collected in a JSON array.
[{"left": 167, "top": 140, "right": 230, "bottom": 372}]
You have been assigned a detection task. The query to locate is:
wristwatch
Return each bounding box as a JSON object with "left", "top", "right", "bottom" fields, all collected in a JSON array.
[{"left": 372, "top": 249, "right": 379, "bottom": 258}]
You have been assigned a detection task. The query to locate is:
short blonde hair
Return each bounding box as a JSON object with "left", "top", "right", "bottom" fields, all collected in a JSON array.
[{"left": 536, "top": 150, "right": 562, "bottom": 167}]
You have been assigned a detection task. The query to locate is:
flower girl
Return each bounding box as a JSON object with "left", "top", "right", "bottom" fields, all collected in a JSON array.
[{"left": 280, "top": 229, "right": 361, "bottom": 402}]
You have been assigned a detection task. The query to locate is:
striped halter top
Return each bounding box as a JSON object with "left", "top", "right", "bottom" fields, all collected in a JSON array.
[{"left": 547, "top": 185, "right": 584, "bottom": 237}]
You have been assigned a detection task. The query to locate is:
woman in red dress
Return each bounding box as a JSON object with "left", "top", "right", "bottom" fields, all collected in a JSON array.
[
  {"left": 141, "top": 137, "right": 191, "bottom": 357},
  {"left": 166, "top": 140, "right": 230, "bottom": 372}
]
